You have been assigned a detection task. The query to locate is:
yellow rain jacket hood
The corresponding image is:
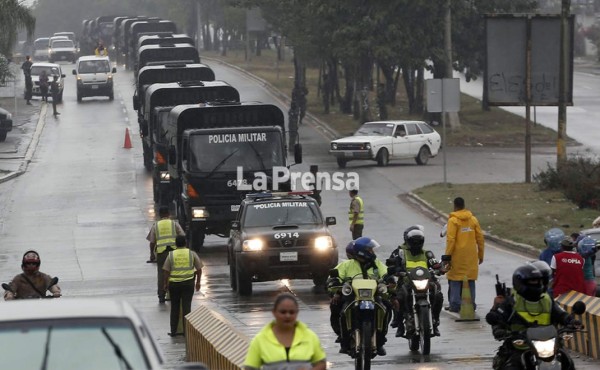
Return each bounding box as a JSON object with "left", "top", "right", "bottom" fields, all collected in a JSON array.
[{"left": 444, "top": 209, "right": 485, "bottom": 281}]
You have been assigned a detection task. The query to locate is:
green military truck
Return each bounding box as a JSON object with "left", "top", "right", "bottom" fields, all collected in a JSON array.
[
  {"left": 135, "top": 42, "right": 199, "bottom": 77},
  {"left": 165, "top": 102, "right": 302, "bottom": 252}
]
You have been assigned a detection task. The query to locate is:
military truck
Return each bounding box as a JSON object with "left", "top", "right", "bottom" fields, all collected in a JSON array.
[
  {"left": 137, "top": 34, "right": 194, "bottom": 51},
  {"left": 127, "top": 20, "right": 177, "bottom": 69},
  {"left": 165, "top": 102, "right": 302, "bottom": 252},
  {"left": 140, "top": 81, "right": 240, "bottom": 172},
  {"left": 135, "top": 43, "right": 199, "bottom": 77}
]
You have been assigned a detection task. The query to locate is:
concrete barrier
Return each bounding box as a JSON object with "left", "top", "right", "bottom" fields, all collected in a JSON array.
[
  {"left": 556, "top": 291, "right": 600, "bottom": 359},
  {"left": 185, "top": 305, "right": 250, "bottom": 369}
]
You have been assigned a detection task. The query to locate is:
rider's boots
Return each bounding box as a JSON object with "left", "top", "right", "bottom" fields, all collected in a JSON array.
[
  {"left": 395, "top": 320, "right": 405, "bottom": 337},
  {"left": 432, "top": 319, "right": 440, "bottom": 337}
]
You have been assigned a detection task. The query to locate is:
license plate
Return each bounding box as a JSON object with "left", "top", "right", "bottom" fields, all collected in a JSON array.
[
  {"left": 280, "top": 251, "right": 298, "bottom": 262},
  {"left": 91, "top": 85, "right": 99, "bottom": 89},
  {"left": 231, "top": 205, "right": 240, "bottom": 212},
  {"left": 344, "top": 152, "right": 354, "bottom": 158}
]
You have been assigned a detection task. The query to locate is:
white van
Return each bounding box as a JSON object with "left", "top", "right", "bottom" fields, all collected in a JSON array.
[{"left": 72, "top": 56, "right": 116, "bottom": 102}]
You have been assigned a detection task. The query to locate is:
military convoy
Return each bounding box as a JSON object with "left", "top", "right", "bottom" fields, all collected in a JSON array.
[{"left": 78, "top": 15, "right": 308, "bottom": 256}]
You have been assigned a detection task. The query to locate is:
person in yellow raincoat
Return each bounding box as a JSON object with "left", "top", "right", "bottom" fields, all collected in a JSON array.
[{"left": 444, "top": 197, "right": 485, "bottom": 313}]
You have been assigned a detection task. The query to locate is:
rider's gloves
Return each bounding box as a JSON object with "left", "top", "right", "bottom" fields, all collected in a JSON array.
[
  {"left": 492, "top": 327, "right": 508, "bottom": 341},
  {"left": 53, "top": 292, "right": 61, "bottom": 298},
  {"left": 567, "top": 318, "right": 582, "bottom": 329},
  {"left": 3, "top": 291, "right": 15, "bottom": 301}
]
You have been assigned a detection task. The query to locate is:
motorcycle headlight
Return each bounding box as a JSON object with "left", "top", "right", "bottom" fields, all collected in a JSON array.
[
  {"left": 242, "top": 239, "right": 263, "bottom": 251},
  {"left": 331, "top": 143, "right": 338, "bottom": 150},
  {"left": 377, "top": 283, "right": 387, "bottom": 294},
  {"left": 412, "top": 279, "right": 429, "bottom": 291},
  {"left": 532, "top": 338, "right": 555, "bottom": 359},
  {"left": 341, "top": 283, "right": 352, "bottom": 296},
  {"left": 314, "top": 236, "right": 333, "bottom": 251},
  {"left": 159, "top": 171, "right": 170, "bottom": 181},
  {"left": 192, "top": 207, "right": 208, "bottom": 219},
  {"left": 358, "top": 289, "right": 373, "bottom": 298}
]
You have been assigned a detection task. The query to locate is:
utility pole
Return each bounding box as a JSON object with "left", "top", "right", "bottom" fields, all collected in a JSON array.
[
  {"left": 557, "top": 0, "right": 571, "bottom": 168},
  {"left": 445, "top": 0, "right": 460, "bottom": 129}
]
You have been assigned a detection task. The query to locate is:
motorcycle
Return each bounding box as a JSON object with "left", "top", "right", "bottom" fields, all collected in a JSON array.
[
  {"left": 486, "top": 300, "right": 586, "bottom": 370},
  {"left": 403, "top": 266, "right": 437, "bottom": 355},
  {"left": 329, "top": 270, "right": 389, "bottom": 370},
  {"left": 2, "top": 276, "right": 60, "bottom": 300}
]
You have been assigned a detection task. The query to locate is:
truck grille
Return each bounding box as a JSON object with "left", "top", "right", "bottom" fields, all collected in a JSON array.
[
  {"left": 336, "top": 143, "right": 367, "bottom": 150},
  {"left": 267, "top": 239, "right": 311, "bottom": 248}
]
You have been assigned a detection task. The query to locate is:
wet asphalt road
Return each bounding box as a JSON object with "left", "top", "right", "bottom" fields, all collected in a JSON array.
[{"left": 0, "top": 59, "right": 598, "bottom": 369}]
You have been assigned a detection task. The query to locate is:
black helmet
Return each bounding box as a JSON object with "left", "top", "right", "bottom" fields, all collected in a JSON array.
[
  {"left": 406, "top": 229, "right": 425, "bottom": 256},
  {"left": 403, "top": 225, "right": 424, "bottom": 244},
  {"left": 527, "top": 260, "right": 552, "bottom": 292},
  {"left": 560, "top": 237, "right": 574, "bottom": 251},
  {"left": 513, "top": 264, "right": 545, "bottom": 302}
]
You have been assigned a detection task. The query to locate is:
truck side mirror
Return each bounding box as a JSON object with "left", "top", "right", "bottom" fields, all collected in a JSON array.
[
  {"left": 72, "top": 69, "right": 76, "bottom": 75},
  {"left": 61, "top": 74, "right": 66, "bottom": 78},
  {"left": 230, "top": 221, "right": 240, "bottom": 231},
  {"left": 294, "top": 143, "right": 302, "bottom": 164},
  {"left": 168, "top": 145, "right": 176, "bottom": 165},
  {"left": 325, "top": 216, "right": 336, "bottom": 226},
  {"left": 132, "top": 96, "right": 139, "bottom": 111},
  {"left": 112, "top": 67, "right": 117, "bottom": 73}
]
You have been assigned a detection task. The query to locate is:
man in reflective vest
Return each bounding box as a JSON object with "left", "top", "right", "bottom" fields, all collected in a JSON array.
[
  {"left": 147, "top": 206, "right": 185, "bottom": 303},
  {"left": 163, "top": 235, "right": 203, "bottom": 336},
  {"left": 487, "top": 263, "right": 580, "bottom": 369},
  {"left": 348, "top": 189, "right": 364, "bottom": 240},
  {"left": 391, "top": 229, "right": 444, "bottom": 338}
]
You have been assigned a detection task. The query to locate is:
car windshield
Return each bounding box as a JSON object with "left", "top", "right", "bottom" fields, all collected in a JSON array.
[
  {"left": 31, "top": 66, "right": 60, "bottom": 77},
  {"left": 0, "top": 318, "right": 150, "bottom": 370},
  {"left": 188, "top": 132, "right": 284, "bottom": 173},
  {"left": 354, "top": 123, "right": 394, "bottom": 136},
  {"left": 243, "top": 200, "right": 322, "bottom": 227},
  {"left": 79, "top": 60, "right": 110, "bottom": 74},
  {"left": 34, "top": 40, "right": 49, "bottom": 49},
  {"left": 52, "top": 40, "right": 74, "bottom": 48}
]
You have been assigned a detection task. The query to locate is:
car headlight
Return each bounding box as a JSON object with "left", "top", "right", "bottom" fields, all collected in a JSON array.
[
  {"left": 159, "top": 171, "right": 170, "bottom": 181},
  {"left": 532, "top": 338, "right": 555, "bottom": 358},
  {"left": 314, "top": 236, "right": 333, "bottom": 250},
  {"left": 365, "top": 143, "right": 371, "bottom": 150},
  {"left": 192, "top": 207, "right": 208, "bottom": 219},
  {"left": 242, "top": 239, "right": 264, "bottom": 251},
  {"left": 358, "top": 289, "right": 373, "bottom": 298},
  {"left": 412, "top": 279, "right": 429, "bottom": 291},
  {"left": 331, "top": 143, "right": 338, "bottom": 150},
  {"left": 108, "top": 74, "right": 113, "bottom": 79},
  {"left": 5, "top": 113, "right": 12, "bottom": 120}
]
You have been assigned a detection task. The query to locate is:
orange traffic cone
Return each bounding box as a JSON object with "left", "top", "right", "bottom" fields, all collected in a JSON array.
[
  {"left": 123, "top": 127, "right": 132, "bottom": 149},
  {"left": 456, "top": 276, "right": 480, "bottom": 322}
]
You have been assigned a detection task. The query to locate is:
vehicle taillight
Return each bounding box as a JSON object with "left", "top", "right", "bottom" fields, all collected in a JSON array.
[{"left": 187, "top": 184, "right": 199, "bottom": 198}]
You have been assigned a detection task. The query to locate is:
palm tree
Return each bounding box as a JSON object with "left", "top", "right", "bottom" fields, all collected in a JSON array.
[{"left": 0, "top": 0, "right": 36, "bottom": 57}]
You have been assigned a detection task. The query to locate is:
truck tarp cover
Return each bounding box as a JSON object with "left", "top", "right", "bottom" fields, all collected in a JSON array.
[
  {"left": 147, "top": 84, "right": 240, "bottom": 116},
  {"left": 138, "top": 65, "right": 215, "bottom": 87},
  {"left": 138, "top": 45, "right": 199, "bottom": 68}
]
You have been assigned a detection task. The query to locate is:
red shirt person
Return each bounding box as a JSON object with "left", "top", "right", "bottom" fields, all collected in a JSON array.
[{"left": 550, "top": 237, "right": 585, "bottom": 298}]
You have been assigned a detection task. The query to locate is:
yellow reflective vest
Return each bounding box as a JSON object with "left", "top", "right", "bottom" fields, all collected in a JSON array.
[
  {"left": 244, "top": 321, "right": 326, "bottom": 369},
  {"left": 155, "top": 219, "right": 177, "bottom": 254},
  {"left": 168, "top": 249, "right": 195, "bottom": 283},
  {"left": 511, "top": 292, "right": 552, "bottom": 332},
  {"left": 348, "top": 196, "right": 364, "bottom": 225}
]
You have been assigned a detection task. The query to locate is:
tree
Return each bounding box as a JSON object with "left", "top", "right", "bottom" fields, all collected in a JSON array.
[{"left": 0, "top": 0, "right": 35, "bottom": 57}]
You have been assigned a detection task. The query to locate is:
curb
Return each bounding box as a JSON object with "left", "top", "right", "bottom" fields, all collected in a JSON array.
[
  {"left": 0, "top": 103, "right": 47, "bottom": 184},
  {"left": 404, "top": 191, "right": 540, "bottom": 259},
  {"left": 204, "top": 57, "right": 341, "bottom": 141}
]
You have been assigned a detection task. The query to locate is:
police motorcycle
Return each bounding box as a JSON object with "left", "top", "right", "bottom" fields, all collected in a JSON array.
[
  {"left": 328, "top": 269, "right": 391, "bottom": 370},
  {"left": 487, "top": 278, "right": 586, "bottom": 370},
  {"left": 387, "top": 256, "right": 446, "bottom": 355},
  {"left": 2, "top": 277, "right": 59, "bottom": 300}
]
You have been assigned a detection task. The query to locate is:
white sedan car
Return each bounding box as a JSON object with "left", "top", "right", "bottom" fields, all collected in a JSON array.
[{"left": 329, "top": 120, "right": 441, "bottom": 168}]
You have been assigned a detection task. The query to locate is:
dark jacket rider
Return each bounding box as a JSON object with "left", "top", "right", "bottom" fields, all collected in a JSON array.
[
  {"left": 389, "top": 227, "right": 444, "bottom": 338},
  {"left": 487, "top": 262, "right": 580, "bottom": 370},
  {"left": 4, "top": 250, "right": 61, "bottom": 300}
]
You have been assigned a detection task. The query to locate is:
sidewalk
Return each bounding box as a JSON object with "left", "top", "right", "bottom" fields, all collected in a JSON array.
[{"left": 0, "top": 63, "right": 47, "bottom": 184}]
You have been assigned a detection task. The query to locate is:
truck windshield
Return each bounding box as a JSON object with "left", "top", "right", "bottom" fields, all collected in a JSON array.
[
  {"left": 188, "top": 132, "right": 284, "bottom": 173},
  {"left": 78, "top": 60, "right": 111, "bottom": 74},
  {"left": 243, "top": 201, "right": 322, "bottom": 227}
]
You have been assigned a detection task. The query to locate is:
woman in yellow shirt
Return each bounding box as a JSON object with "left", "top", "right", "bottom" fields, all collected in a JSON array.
[{"left": 244, "top": 293, "right": 326, "bottom": 370}]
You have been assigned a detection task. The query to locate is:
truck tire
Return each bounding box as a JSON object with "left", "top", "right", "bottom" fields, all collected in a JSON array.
[
  {"left": 229, "top": 253, "right": 237, "bottom": 291},
  {"left": 0, "top": 131, "right": 7, "bottom": 142},
  {"left": 415, "top": 146, "right": 431, "bottom": 165},
  {"left": 236, "top": 260, "right": 252, "bottom": 296},
  {"left": 189, "top": 228, "right": 205, "bottom": 254},
  {"left": 376, "top": 148, "right": 389, "bottom": 166},
  {"left": 142, "top": 142, "right": 153, "bottom": 171}
]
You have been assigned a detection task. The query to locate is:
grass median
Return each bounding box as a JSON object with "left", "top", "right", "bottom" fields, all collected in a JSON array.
[{"left": 203, "top": 49, "right": 591, "bottom": 249}]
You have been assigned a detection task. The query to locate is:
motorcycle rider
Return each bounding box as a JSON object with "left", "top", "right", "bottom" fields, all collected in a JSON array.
[
  {"left": 539, "top": 228, "right": 565, "bottom": 266},
  {"left": 328, "top": 237, "right": 392, "bottom": 356},
  {"left": 392, "top": 229, "right": 444, "bottom": 338},
  {"left": 487, "top": 263, "right": 581, "bottom": 369},
  {"left": 3, "top": 250, "right": 61, "bottom": 300}
]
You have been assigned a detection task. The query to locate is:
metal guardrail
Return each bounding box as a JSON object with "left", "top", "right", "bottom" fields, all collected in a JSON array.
[
  {"left": 185, "top": 305, "right": 250, "bottom": 369},
  {"left": 556, "top": 291, "right": 600, "bottom": 359}
]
